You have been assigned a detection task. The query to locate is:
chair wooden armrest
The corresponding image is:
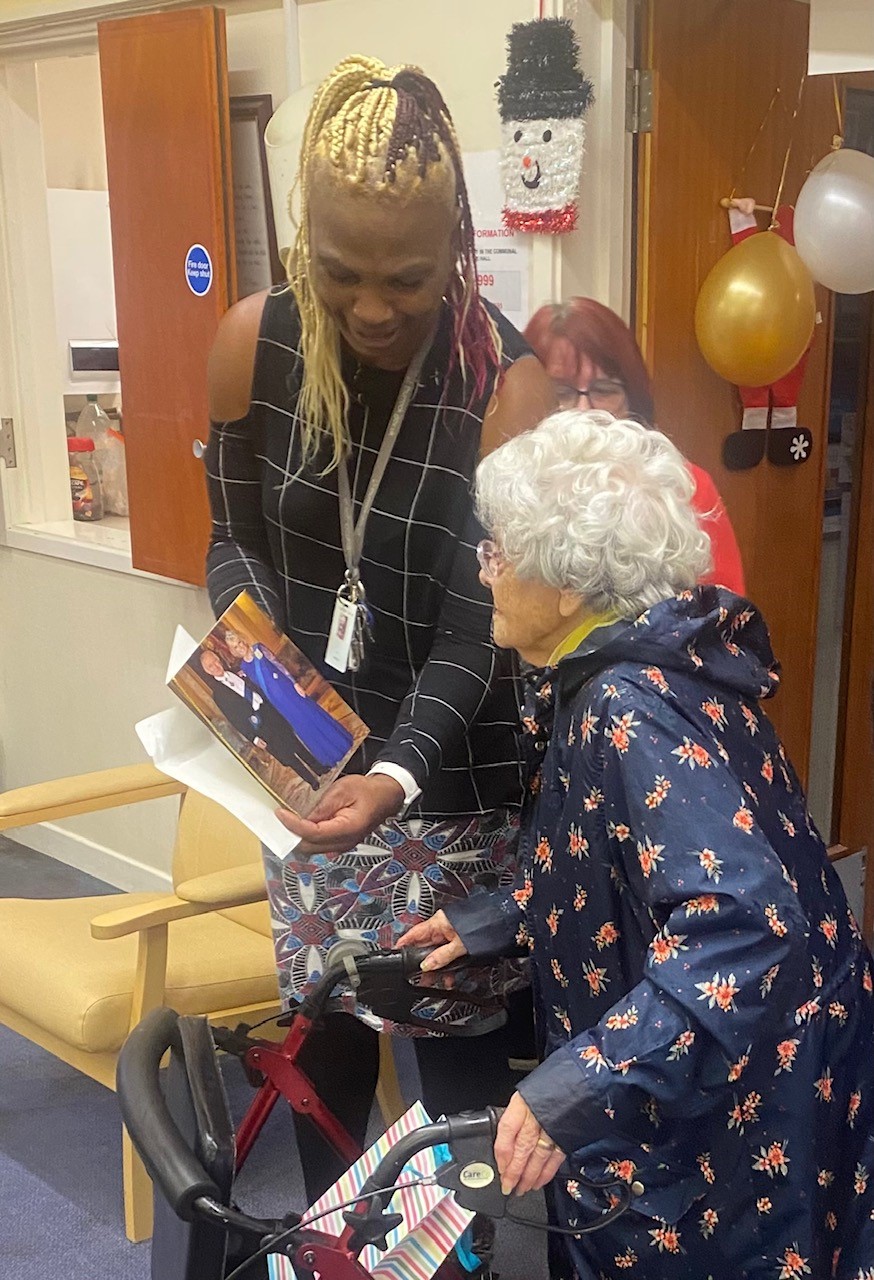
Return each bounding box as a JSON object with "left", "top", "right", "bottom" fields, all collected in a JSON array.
[
  {"left": 90, "top": 864, "right": 269, "bottom": 939},
  {"left": 0, "top": 764, "right": 185, "bottom": 832},
  {"left": 174, "top": 863, "right": 267, "bottom": 907},
  {"left": 90, "top": 893, "right": 212, "bottom": 939}
]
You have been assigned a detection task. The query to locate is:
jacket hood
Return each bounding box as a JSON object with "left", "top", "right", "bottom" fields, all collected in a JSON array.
[{"left": 557, "top": 587, "right": 781, "bottom": 703}]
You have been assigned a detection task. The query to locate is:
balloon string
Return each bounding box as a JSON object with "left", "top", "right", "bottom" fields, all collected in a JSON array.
[
  {"left": 832, "top": 76, "right": 844, "bottom": 149},
  {"left": 729, "top": 87, "right": 783, "bottom": 202},
  {"left": 769, "top": 73, "right": 806, "bottom": 231}
]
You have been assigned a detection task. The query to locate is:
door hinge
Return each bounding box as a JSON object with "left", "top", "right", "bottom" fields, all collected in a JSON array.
[
  {"left": 626, "top": 68, "right": 653, "bottom": 134},
  {"left": 0, "top": 417, "right": 16, "bottom": 469}
]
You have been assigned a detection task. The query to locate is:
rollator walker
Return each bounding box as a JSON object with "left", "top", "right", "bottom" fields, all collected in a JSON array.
[{"left": 118, "top": 946, "right": 639, "bottom": 1280}]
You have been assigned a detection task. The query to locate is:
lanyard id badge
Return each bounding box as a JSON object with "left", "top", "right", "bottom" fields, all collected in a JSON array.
[
  {"left": 325, "top": 330, "right": 433, "bottom": 674},
  {"left": 325, "top": 574, "right": 372, "bottom": 673}
]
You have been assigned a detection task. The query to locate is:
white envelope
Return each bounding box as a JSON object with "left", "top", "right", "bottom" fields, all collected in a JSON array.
[{"left": 135, "top": 627, "right": 300, "bottom": 859}]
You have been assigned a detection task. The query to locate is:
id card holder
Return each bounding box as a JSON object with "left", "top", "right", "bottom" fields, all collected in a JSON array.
[{"left": 325, "top": 595, "right": 357, "bottom": 672}]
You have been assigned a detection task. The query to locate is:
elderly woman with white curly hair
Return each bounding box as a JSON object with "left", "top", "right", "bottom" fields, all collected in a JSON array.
[{"left": 401, "top": 412, "right": 874, "bottom": 1279}]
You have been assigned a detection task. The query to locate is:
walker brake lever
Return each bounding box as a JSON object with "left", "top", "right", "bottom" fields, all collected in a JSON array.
[
  {"left": 353, "top": 952, "right": 508, "bottom": 1034},
  {"left": 274, "top": 948, "right": 507, "bottom": 1034},
  {"left": 435, "top": 1109, "right": 509, "bottom": 1218}
]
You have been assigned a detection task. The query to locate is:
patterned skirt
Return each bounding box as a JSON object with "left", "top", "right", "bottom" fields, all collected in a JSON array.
[{"left": 261, "top": 809, "right": 527, "bottom": 1034}]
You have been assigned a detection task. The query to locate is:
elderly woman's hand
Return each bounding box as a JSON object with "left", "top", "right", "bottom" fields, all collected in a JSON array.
[
  {"left": 396, "top": 909, "right": 468, "bottom": 970},
  {"left": 495, "top": 1093, "right": 566, "bottom": 1197}
]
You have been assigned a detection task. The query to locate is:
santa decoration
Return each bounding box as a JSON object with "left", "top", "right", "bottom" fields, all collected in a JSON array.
[
  {"left": 497, "top": 16, "right": 594, "bottom": 235},
  {"left": 722, "top": 201, "right": 814, "bottom": 471}
]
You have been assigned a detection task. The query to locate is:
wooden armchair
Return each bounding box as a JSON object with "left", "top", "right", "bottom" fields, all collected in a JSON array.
[{"left": 0, "top": 763, "right": 280, "bottom": 1242}]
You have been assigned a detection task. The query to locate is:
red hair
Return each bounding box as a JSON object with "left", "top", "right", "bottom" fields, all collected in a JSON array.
[{"left": 524, "top": 298, "right": 655, "bottom": 424}]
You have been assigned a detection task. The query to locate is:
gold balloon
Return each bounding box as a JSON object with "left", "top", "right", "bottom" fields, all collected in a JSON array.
[{"left": 695, "top": 230, "right": 816, "bottom": 387}]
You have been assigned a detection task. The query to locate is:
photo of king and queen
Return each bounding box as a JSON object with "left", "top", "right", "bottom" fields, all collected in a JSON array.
[{"left": 172, "top": 590, "right": 368, "bottom": 814}]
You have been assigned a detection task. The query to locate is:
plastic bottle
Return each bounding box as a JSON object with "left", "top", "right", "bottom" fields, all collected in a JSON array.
[
  {"left": 75, "top": 394, "right": 112, "bottom": 445},
  {"left": 75, "top": 395, "right": 128, "bottom": 515},
  {"left": 67, "top": 437, "right": 104, "bottom": 521}
]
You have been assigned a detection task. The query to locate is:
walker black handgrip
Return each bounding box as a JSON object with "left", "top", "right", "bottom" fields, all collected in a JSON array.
[
  {"left": 398, "top": 945, "right": 434, "bottom": 974},
  {"left": 116, "top": 1007, "right": 221, "bottom": 1221},
  {"left": 397, "top": 945, "right": 487, "bottom": 975}
]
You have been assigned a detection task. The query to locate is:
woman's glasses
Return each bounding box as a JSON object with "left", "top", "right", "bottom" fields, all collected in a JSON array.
[
  {"left": 476, "top": 539, "right": 505, "bottom": 584},
  {"left": 553, "top": 377, "right": 627, "bottom": 413}
]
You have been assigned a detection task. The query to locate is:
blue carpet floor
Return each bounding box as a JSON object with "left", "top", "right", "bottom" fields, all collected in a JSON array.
[{"left": 0, "top": 839, "right": 546, "bottom": 1279}]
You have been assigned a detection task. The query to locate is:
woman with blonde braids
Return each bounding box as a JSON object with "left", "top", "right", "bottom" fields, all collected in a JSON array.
[{"left": 205, "top": 55, "right": 553, "bottom": 1202}]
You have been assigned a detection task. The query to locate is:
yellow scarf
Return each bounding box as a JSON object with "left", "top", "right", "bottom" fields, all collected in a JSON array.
[{"left": 548, "top": 612, "right": 618, "bottom": 666}]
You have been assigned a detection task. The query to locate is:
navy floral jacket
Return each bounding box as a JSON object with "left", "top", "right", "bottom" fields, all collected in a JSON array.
[{"left": 446, "top": 589, "right": 874, "bottom": 1280}]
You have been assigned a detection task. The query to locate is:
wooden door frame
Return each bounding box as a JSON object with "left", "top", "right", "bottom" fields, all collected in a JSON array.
[
  {"left": 833, "top": 285, "right": 874, "bottom": 932},
  {"left": 827, "top": 77, "right": 874, "bottom": 936}
]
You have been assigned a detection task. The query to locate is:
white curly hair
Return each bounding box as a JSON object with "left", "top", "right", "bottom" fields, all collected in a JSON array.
[{"left": 475, "top": 411, "right": 712, "bottom": 619}]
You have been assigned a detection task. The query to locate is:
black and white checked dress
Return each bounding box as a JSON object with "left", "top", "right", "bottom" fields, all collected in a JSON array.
[{"left": 205, "top": 288, "right": 531, "bottom": 820}]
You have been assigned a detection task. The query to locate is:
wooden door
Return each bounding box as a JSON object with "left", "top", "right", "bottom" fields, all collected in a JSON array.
[
  {"left": 98, "top": 6, "right": 235, "bottom": 584},
  {"left": 636, "top": 0, "right": 837, "bottom": 780}
]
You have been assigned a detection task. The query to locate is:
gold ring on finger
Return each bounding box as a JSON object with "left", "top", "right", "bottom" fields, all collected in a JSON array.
[{"left": 536, "top": 1137, "right": 556, "bottom": 1151}]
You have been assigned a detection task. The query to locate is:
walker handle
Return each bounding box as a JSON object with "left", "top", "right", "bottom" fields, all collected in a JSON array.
[{"left": 116, "top": 1007, "right": 220, "bottom": 1220}]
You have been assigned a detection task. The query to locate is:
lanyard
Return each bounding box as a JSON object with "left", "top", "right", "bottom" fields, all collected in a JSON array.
[
  {"left": 326, "top": 328, "right": 433, "bottom": 673},
  {"left": 336, "top": 330, "right": 433, "bottom": 588}
]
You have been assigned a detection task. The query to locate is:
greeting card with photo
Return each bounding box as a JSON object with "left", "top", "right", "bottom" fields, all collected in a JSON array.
[{"left": 168, "top": 590, "right": 369, "bottom": 814}]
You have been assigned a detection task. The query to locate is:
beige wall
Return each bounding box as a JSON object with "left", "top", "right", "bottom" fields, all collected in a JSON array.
[
  {"left": 227, "top": 6, "right": 287, "bottom": 106},
  {"left": 297, "top": 0, "right": 632, "bottom": 310},
  {"left": 0, "top": 0, "right": 112, "bottom": 20},
  {"left": 0, "top": 550, "right": 215, "bottom": 886},
  {"left": 37, "top": 55, "right": 107, "bottom": 189},
  {"left": 298, "top": 0, "right": 532, "bottom": 154},
  {"left": 0, "top": 0, "right": 284, "bottom": 28}
]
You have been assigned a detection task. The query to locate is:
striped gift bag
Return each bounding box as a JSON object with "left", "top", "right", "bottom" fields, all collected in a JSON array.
[{"left": 268, "top": 1102, "right": 473, "bottom": 1280}]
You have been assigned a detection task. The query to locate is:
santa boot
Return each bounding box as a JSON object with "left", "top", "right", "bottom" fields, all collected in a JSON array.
[
  {"left": 721, "top": 205, "right": 769, "bottom": 471},
  {"left": 764, "top": 206, "right": 813, "bottom": 467}
]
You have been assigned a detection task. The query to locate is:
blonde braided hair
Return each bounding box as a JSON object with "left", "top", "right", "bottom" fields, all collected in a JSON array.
[{"left": 288, "top": 54, "right": 502, "bottom": 472}]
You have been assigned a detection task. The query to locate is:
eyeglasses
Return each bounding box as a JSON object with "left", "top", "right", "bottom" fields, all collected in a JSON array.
[
  {"left": 476, "top": 539, "right": 505, "bottom": 584},
  {"left": 553, "top": 377, "right": 628, "bottom": 412}
]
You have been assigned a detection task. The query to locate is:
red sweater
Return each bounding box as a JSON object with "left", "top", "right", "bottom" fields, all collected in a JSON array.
[{"left": 687, "top": 463, "right": 746, "bottom": 596}]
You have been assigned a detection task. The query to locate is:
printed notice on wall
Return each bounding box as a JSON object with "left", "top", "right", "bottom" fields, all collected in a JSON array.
[
  {"left": 464, "top": 150, "right": 530, "bottom": 334},
  {"left": 231, "top": 117, "right": 274, "bottom": 298}
]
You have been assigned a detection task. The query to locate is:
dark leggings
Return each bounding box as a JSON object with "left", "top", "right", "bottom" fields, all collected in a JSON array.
[{"left": 291, "top": 988, "right": 535, "bottom": 1203}]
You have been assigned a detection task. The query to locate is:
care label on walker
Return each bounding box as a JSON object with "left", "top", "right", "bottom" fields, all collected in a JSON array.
[{"left": 325, "top": 596, "right": 357, "bottom": 672}]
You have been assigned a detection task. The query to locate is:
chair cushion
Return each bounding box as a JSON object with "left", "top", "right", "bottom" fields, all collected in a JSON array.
[
  {"left": 218, "top": 900, "right": 274, "bottom": 939},
  {"left": 0, "top": 894, "right": 279, "bottom": 1054}
]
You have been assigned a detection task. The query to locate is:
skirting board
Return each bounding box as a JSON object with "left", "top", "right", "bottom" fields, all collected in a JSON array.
[{"left": 6, "top": 821, "right": 171, "bottom": 893}]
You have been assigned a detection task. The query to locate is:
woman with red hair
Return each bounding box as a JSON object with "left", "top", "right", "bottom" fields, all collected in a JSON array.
[{"left": 524, "top": 297, "right": 745, "bottom": 594}]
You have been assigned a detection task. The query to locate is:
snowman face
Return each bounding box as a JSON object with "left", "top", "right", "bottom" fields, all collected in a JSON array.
[{"left": 500, "top": 116, "right": 586, "bottom": 212}]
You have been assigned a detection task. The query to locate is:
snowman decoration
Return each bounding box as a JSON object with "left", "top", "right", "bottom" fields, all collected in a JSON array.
[{"left": 497, "top": 17, "right": 594, "bottom": 235}]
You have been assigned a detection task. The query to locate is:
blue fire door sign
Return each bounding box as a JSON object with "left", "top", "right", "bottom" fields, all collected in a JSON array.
[{"left": 185, "top": 244, "right": 213, "bottom": 296}]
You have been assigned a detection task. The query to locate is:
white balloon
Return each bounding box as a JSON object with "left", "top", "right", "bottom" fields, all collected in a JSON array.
[{"left": 794, "top": 148, "right": 874, "bottom": 295}]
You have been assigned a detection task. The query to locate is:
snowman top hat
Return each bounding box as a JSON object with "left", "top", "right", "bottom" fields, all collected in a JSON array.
[{"left": 497, "top": 17, "right": 594, "bottom": 123}]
